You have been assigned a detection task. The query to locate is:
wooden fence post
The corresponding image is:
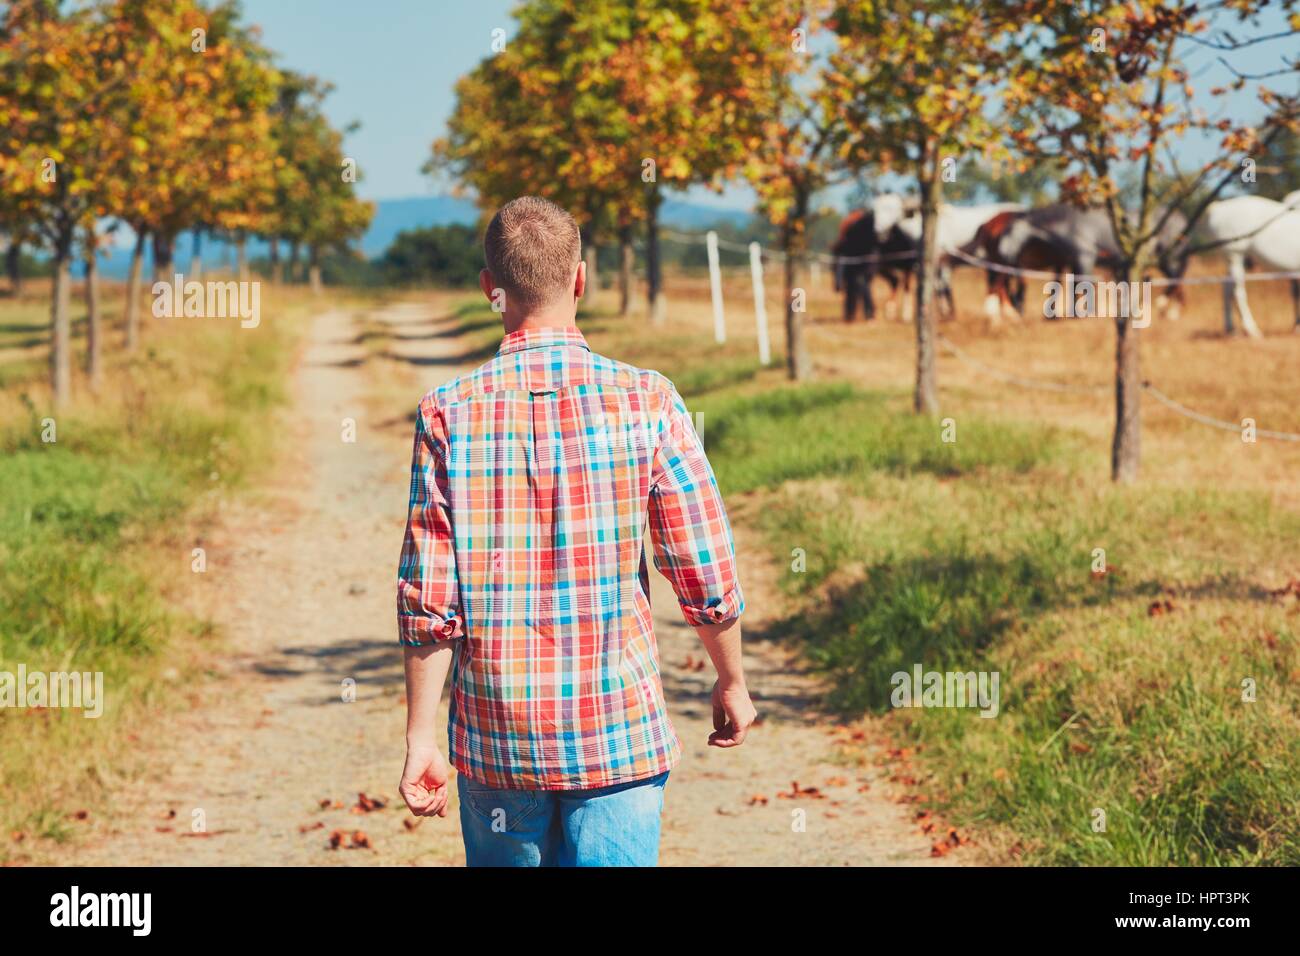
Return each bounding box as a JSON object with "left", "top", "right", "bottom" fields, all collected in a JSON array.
[
  {"left": 749, "top": 241, "right": 771, "bottom": 366},
  {"left": 706, "top": 230, "right": 726, "bottom": 344}
]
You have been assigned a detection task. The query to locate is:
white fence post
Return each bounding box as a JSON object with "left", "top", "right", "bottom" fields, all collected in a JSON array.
[
  {"left": 749, "top": 241, "right": 771, "bottom": 366},
  {"left": 706, "top": 230, "right": 726, "bottom": 344}
]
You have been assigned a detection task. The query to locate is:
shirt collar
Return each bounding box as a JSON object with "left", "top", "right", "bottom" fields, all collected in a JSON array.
[{"left": 497, "top": 326, "right": 590, "bottom": 356}]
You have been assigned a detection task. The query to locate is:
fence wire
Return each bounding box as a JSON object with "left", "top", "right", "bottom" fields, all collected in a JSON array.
[{"left": 656, "top": 227, "right": 1300, "bottom": 443}]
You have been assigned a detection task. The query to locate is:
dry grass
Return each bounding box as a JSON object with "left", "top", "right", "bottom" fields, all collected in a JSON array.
[
  {"left": 641, "top": 261, "right": 1300, "bottom": 508},
  {"left": 573, "top": 270, "right": 1300, "bottom": 865},
  {"left": 0, "top": 280, "right": 329, "bottom": 853}
]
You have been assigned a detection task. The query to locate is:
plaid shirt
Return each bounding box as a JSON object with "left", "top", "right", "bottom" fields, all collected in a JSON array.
[{"left": 397, "top": 326, "right": 744, "bottom": 790}]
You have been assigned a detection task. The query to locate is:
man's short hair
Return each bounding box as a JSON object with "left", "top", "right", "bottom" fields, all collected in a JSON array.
[{"left": 483, "top": 196, "right": 582, "bottom": 310}]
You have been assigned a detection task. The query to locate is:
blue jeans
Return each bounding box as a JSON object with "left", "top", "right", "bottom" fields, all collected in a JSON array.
[{"left": 457, "top": 771, "right": 669, "bottom": 867}]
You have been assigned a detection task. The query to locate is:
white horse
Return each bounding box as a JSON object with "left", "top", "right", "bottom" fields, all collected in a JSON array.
[
  {"left": 895, "top": 202, "right": 1025, "bottom": 318},
  {"left": 869, "top": 193, "right": 915, "bottom": 240},
  {"left": 1198, "top": 193, "right": 1300, "bottom": 338}
]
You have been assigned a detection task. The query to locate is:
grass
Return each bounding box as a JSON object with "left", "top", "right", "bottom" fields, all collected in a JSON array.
[
  {"left": 0, "top": 284, "right": 309, "bottom": 854},
  {"left": 569, "top": 298, "right": 1300, "bottom": 866}
]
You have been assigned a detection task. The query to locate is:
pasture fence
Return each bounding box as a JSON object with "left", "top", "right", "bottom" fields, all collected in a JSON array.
[
  {"left": 945, "top": 246, "right": 1300, "bottom": 287},
  {"left": 657, "top": 228, "right": 1300, "bottom": 444}
]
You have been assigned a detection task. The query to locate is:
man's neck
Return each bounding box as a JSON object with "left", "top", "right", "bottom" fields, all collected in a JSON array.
[{"left": 502, "top": 312, "right": 578, "bottom": 336}]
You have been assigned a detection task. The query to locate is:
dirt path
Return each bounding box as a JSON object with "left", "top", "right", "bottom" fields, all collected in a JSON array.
[{"left": 57, "top": 296, "right": 956, "bottom": 867}]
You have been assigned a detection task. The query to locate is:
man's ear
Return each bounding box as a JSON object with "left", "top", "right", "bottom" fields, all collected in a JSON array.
[
  {"left": 479, "top": 268, "right": 496, "bottom": 303},
  {"left": 573, "top": 260, "right": 586, "bottom": 301}
]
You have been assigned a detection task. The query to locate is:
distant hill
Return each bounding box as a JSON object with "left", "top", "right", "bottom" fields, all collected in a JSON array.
[
  {"left": 81, "top": 195, "right": 755, "bottom": 279},
  {"left": 359, "top": 195, "right": 479, "bottom": 257},
  {"left": 358, "top": 195, "right": 753, "bottom": 255}
]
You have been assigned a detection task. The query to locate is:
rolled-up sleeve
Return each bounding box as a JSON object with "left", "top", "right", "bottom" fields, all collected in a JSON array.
[
  {"left": 648, "top": 387, "right": 745, "bottom": 627},
  {"left": 397, "top": 400, "right": 464, "bottom": 646}
]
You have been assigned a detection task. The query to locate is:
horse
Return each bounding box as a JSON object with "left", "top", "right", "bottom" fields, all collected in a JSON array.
[
  {"left": 830, "top": 194, "right": 920, "bottom": 322},
  {"left": 894, "top": 202, "right": 1025, "bottom": 318},
  {"left": 1195, "top": 194, "right": 1300, "bottom": 338},
  {"left": 961, "top": 210, "right": 1038, "bottom": 321},
  {"left": 963, "top": 205, "right": 1189, "bottom": 324},
  {"left": 831, "top": 209, "right": 878, "bottom": 322},
  {"left": 875, "top": 223, "right": 920, "bottom": 320}
]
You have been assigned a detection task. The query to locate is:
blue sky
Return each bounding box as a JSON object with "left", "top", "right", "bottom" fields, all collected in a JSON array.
[
  {"left": 244, "top": 0, "right": 516, "bottom": 201},
  {"left": 242, "top": 0, "right": 753, "bottom": 209},
  {"left": 242, "top": 1, "right": 1296, "bottom": 209}
]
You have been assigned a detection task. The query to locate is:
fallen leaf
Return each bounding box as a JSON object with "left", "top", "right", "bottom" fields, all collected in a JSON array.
[
  {"left": 353, "top": 793, "right": 387, "bottom": 813},
  {"left": 1148, "top": 598, "right": 1175, "bottom": 617},
  {"left": 777, "top": 781, "right": 825, "bottom": 800}
]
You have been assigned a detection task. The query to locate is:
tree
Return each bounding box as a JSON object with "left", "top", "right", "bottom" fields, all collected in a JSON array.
[
  {"left": 378, "top": 225, "right": 483, "bottom": 286},
  {"left": 603, "top": 0, "right": 791, "bottom": 324},
  {"left": 945, "top": 155, "right": 1058, "bottom": 206},
  {"left": 1004, "top": 0, "right": 1300, "bottom": 481},
  {"left": 1249, "top": 125, "right": 1300, "bottom": 202},
  {"left": 743, "top": 2, "right": 841, "bottom": 381},
  {"left": 434, "top": 0, "right": 789, "bottom": 324},
  {"left": 430, "top": 1, "right": 642, "bottom": 313},
  {"left": 827, "top": 0, "right": 1022, "bottom": 414},
  {"left": 0, "top": 0, "right": 127, "bottom": 404},
  {"left": 100, "top": 0, "right": 279, "bottom": 349},
  {"left": 269, "top": 72, "right": 372, "bottom": 292}
]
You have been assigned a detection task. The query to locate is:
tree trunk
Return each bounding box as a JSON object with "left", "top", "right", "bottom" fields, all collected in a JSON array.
[
  {"left": 5, "top": 238, "right": 20, "bottom": 295},
  {"left": 646, "top": 188, "right": 665, "bottom": 325},
  {"left": 236, "top": 233, "right": 249, "bottom": 281},
  {"left": 289, "top": 241, "right": 301, "bottom": 283},
  {"left": 50, "top": 239, "right": 73, "bottom": 406},
  {"left": 189, "top": 229, "right": 203, "bottom": 280},
  {"left": 1111, "top": 264, "right": 1142, "bottom": 483},
  {"left": 913, "top": 158, "right": 942, "bottom": 415},
  {"left": 783, "top": 220, "right": 811, "bottom": 381},
  {"left": 152, "top": 231, "right": 174, "bottom": 283},
  {"left": 270, "top": 237, "right": 282, "bottom": 284},
  {"left": 583, "top": 235, "right": 598, "bottom": 310},
  {"left": 84, "top": 241, "right": 101, "bottom": 392},
  {"left": 618, "top": 225, "right": 633, "bottom": 316},
  {"left": 308, "top": 246, "right": 322, "bottom": 295},
  {"left": 125, "top": 230, "right": 145, "bottom": 351}
]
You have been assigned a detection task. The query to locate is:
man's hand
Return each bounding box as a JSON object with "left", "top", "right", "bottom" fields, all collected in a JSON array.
[
  {"left": 401, "top": 643, "right": 454, "bottom": 817},
  {"left": 399, "top": 741, "right": 451, "bottom": 817},
  {"left": 709, "top": 680, "right": 757, "bottom": 748}
]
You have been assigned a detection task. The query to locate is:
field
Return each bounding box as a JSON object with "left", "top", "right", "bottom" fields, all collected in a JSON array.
[
  {"left": 0, "top": 280, "right": 317, "bottom": 845},
  {"left": 2, "top": 258, "right": 1298, "bottom": 865},
  {"left": 581, "top": 258, "right": 1300, "bottom": 864}
]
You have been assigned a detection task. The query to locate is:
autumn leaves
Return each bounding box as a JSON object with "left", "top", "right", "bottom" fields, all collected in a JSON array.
[{"left": 0, "top": 0, "right": 373, "bottom": 405}]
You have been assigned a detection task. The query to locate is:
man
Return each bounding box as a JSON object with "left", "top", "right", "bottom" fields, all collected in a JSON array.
[{"left": 396, "top": 196, "right": 755, "bottom": 867}]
